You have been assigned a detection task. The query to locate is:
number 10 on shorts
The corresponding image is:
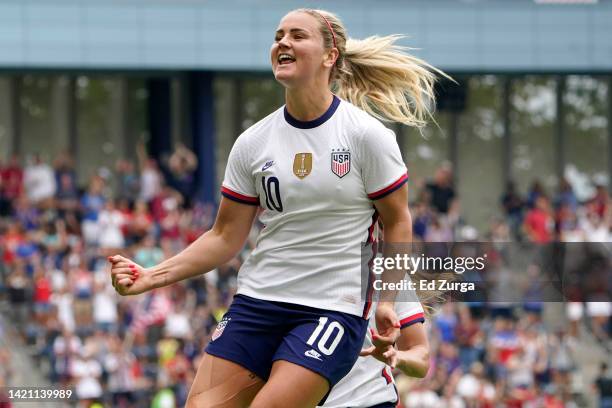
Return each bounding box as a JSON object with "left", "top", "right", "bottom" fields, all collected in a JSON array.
[{"left": 306, "top": 317, "right": 345, "bottom": 355}]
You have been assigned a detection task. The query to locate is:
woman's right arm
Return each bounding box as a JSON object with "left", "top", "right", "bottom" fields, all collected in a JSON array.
[{"left": 110, "top": 197, "right": 258, "bottom": 295}]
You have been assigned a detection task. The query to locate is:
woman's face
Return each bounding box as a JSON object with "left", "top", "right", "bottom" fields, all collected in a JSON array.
[{"left": 270, "top": 11, "right": 333, "bottom": 88}]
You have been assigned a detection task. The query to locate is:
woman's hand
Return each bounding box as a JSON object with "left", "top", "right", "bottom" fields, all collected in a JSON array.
[
  {"left": 374, "top": 302, "right": 401, "bottom": 347},
  {"left": 360, "top": 329, "right": 399, "bottom": 368},
  {"left": 108, "top": 255, "right": 152, "bottom": 296}
]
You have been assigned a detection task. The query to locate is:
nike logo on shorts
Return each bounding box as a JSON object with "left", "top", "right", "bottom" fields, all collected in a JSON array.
[{"left": 304, "top": 349, "right": 323, "bottom": 361}]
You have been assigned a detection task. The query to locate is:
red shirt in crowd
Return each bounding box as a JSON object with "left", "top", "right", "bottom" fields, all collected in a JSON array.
[
  {"left": 524, "top": 208, "right": 552, "bottom": 243},
  {"left": 0, "top": 164, "right": 23, "bottom": 199},
  {"left": 34, "top": 275, "right": 52, "bottom": 303}
]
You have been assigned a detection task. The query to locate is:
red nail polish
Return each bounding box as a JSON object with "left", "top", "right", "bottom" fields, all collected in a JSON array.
[
  {"left": 129, "top": 264, "right": 135, "bottom": 268},
  {"left": 394, "top": 322, "right": 401, "bottom": 329}
]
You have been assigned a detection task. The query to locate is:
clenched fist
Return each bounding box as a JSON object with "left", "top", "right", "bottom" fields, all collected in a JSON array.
[{"left": 108, "top": 255, "right": 152, "bottom": 296}]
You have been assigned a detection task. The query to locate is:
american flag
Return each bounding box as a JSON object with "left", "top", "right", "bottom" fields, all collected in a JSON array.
[{"left": 130, "top": 291, "right": 172, "bottom": 334}]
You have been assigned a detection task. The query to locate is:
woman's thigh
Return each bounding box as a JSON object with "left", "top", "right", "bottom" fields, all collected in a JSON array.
[
  {"left": 185, "top": 353, "right": 265, "bottom": 408},
  {"left": 249, "top": 360, "right": 329, "bottom": 408}
]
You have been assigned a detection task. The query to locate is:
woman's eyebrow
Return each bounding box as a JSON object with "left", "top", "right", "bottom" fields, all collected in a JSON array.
[{"left": 275, "top": 28, "right": 309, "bottom": 35}]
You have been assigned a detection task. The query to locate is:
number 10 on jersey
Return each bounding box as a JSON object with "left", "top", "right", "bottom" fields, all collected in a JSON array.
[{"left": 261, "top": 176, "right": 283, "bottom": 212}]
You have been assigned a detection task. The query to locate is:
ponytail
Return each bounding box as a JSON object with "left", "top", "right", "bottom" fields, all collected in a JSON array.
[
  {"left": 300, "top": 9, "right": 448, "bottom": 128},
  {"left": 336, "top": 35, "right": 443, "bottom": 128}
]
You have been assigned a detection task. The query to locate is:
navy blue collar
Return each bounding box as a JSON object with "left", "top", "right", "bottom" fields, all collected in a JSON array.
[{"left": 284, "top": 95, "right": 340, "bottom": 129}]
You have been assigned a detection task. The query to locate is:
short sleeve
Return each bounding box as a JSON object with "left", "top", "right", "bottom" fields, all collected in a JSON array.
[
  {"left": 358, "top": 121, "right": 408, "bottom": 200},
  {"left": 221, "top": 136, "right": 259, "bottom": 206},
  {"left": 396, "top": 301, "right": 425, "bottom": 329}
]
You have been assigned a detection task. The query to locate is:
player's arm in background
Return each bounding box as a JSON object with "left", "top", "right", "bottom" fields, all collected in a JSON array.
[
  {"left": 110, "top": 198, "right": 257, "bottom": 295},
  {"left": 394, "top": 320, "right": 429, "bottom": 377}
]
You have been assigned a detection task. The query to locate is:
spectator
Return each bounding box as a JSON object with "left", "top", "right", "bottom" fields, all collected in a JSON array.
[
  {"left": 52, "top": 281, "right": 75, "bottom": 332},
  {"left": 501, "top": 181, "right": 524, "bottom": 238},
  {"left": 526, "top": 179, "right": 546, "bottom": 209},
  {"left": 115, "top": 159, "right": 140, "bottom": 204},
  {"left": 23, "top": 154, "right": 56, "bottom": 207},
  {"left": 52, "top": 327, "right": 82, "bottom": 385},
  {"left": 556, "top": 203, "right": 583, "bottom": 242},
  {"left": 412, "top": 201, "right": 431, "bottom": 241},
  {"left": 166, "top": 143, "right": 198, "bottom": 208},
  {"left": 524, "top": 195, "right": 553, "bottom": 243},
  {"left": 53, "top": 151, "right": 77, "bottom": 194},
  {"left": 548, "top": 329, "right": 576, "bottom": 393},
  {"left": 55, "top": 172, "right": 80, "bottom": 216},
  {"left": 151, "top": 184, "right": 183, "bottom": 223},
  {"left": 127, "top": 200, "right": 154, "bottom": 243},
  {"left": 134, "top": 235, "right": 164, "bottom": 268},
  {"left": 80, "top": 176, "right": 106, "bottom": 246},
  {"left": 586, "top": 300, "right": 611, "bottom": 342},
  {"left": 97, "top": 199, "right": 126, "bottom": 253},
  {"left": 590, "top": 184, "right": 609, "bottom": 218},
  {"left": 33, "top": 267, "right": 53, "bottom": 325},
  {"left": 455, "top": 362, "right": 496, "bottom": 407},
  {"left": 403, "top": 382, "right": 441, "bottom": 408},
  {"left": 555, "top": 178, "right": 578, "bottom": 212},
  {"left": 594, "top": 362, "right": 612, "bottom": 408},
  {"left": 70, "top": 346, "right": 103, "bottom": 404},
  {"left": 454, "top": 306, "right": 483, "bottom": 371},
  {"left": 425, "top": 215, "right": 453, "bottom": 242},
  {"left": 13, "top": 196, "right": 39, "bottom": 232},
  {"left": 137, "top": 142, "right": 162, "bottom": 203},
  {"left": 425, "top": 165, "right": 456, "bottom": 214},
  {"left": 71, "top": 262, "right": 94, "bottom": 328},
  {"left": 92, "top": 276, "right": 118, "bottom": 334},
  {"left": 435, "top": 303, "right": 458, "bottom": 344},
  {"left": 104, "top": 335, "right": 139, "bottom": 407},
  {"left": 0, "top": 154, "right": 23, "bottom": 217},
  {"left": 579, "top": 207, "right": 610, "bottom": 242},
  {"left": 7, "top": 261, "right": 29, "bottom": 325},
  {"left": 488, "top": 317, "right": 521, "bottom": 381},
  {"left": 163, "top": 301, "right": 192, "bottom": 341}
]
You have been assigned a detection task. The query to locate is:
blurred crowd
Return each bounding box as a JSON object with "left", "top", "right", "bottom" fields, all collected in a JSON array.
[
  {"left": 400, "top": 165, "right": 611, "bottom": 407},
  {"left": 0, "top": 150, "right": 610, "bottom": 407}
]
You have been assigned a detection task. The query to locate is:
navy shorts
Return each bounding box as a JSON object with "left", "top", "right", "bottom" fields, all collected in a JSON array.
[{"left": 205, "top": 294, "right": 368, "bottom": 389}]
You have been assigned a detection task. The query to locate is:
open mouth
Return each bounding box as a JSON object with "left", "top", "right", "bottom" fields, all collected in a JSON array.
[{"left": 277, "top": 53, "right": 296, "bottom": 65}]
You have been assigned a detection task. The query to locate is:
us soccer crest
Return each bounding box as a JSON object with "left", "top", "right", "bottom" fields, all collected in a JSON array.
[
  {"left": 212, "top": 317, "right": 231, "bottom": 341},
  {"left": 331, "top": 149, "right": 351, "bottom": 178}
]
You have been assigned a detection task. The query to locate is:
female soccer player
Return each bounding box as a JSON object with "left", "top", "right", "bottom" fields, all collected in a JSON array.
[
  {"left": 322, "top": 299, "right": 429, "bottom": 408},
  {"left": 110, "top": 8, "right": 441, "bottom": 408}
]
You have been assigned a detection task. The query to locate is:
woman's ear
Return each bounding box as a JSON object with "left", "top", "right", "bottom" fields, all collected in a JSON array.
[{"left": 323, "top": 48, "right": 339, "bottom": 69}]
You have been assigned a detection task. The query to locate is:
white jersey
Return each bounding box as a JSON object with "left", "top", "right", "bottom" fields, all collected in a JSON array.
[
  {"left": 322, "top": 300, "right": 425, "bottom": 408},
  {"left": 222, "top": 96, "right": 407, "bottom": 317}
]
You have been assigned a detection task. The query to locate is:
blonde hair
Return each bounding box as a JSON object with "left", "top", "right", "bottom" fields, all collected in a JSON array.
[{"left": 297, "top": 8, "right": 448, "bottom": 128}]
